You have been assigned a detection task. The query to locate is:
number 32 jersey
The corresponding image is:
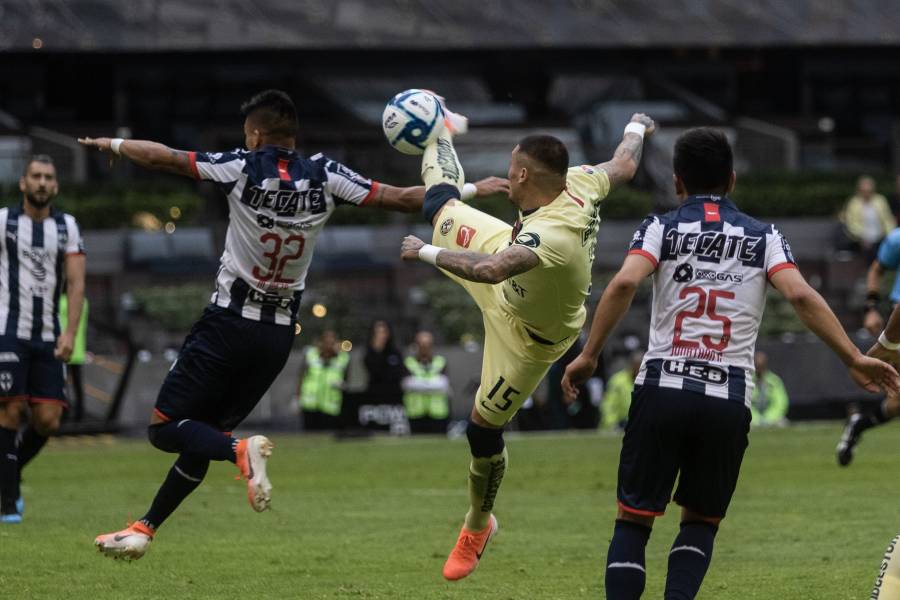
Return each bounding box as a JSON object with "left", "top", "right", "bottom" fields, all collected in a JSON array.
[
  {"left": 627, "top": 195, "right": 796, "bottom": 407},
  {"left": 189, "top": 145, "right": 379, "bottom": 325}
]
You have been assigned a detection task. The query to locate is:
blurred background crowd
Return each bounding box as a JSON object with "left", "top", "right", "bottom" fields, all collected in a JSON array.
[{"left": 3, "top": 1, "right": 900, "bottom": 435}]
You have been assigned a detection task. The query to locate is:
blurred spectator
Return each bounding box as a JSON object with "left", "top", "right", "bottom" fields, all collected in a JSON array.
[
  {"left": 888, "top": 174, "right": 900, "bottom": 222},
  {"left": 363, "top": 320, "right": 407, "bottom": 406},
  {"left": 601, "top": 352, "right": 643, "bottom": 430},
  {"left": 59, "top": 294, "right": 88, "bottom": 422},
  {"left": 402, "top": 330, "right": 450, "bottom": 434},
  {"left": 549, "top": 336, "right": 601, "bottom": 429},
  {"left": 839, "top": 175, "right": 896, "bottom": 262},
  {"left": 750, "top": 351, "right": 789, "bottom": 427},
  {"left": 298, "top": 329, "right": 350, "bottom": 431}
]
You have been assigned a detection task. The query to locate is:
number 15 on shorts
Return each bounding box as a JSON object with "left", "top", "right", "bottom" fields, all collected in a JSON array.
[{"left": 481, "top": 376, "right": 520, "bottom": 414}]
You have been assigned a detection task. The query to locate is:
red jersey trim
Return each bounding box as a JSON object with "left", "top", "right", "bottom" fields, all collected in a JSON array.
[
  {"left": 277, "top": 158, "right": 291, "bottom": 181},
  {"left": 0, "top": 395, "right": 29, "bottom": 403},
  {"left": 361, "top": 181, "right": 381, "bottom": 206},
  {"left": 565, "top": 189, "right": 585, "bottom": 207},
  {"left": 628, "top": 248, "right": 659, "bottom": 268},
  {"left": 618, "top": 501, "right": 666, "bottom": 517},
  {"left": 767, "top": 262, "right": 798, "bottom": 279},
  {"left": 29, "top": 396, "right": 68, "bottom": 407},
  {"left": 188, "top": 152, "right": 200, "bottom": 180}
]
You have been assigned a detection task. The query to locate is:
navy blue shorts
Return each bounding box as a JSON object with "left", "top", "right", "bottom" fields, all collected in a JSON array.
[
  {"left": 617, "top": 385, "right": 750, "bottom": 519},
  {"left": 154, "top": 305, "right": 295, "bottom": 432},
  {"left": 0, "top": 335, "right": 67, "bottom": 407}
]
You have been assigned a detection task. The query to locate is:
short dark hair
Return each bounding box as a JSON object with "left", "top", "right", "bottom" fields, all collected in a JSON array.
[
  {"left": 673, "top": 127, "right": 733, "bottom": 194},
  {"left": 23, "top": 154, "right": 54, "bottom": 175},
  {"left": 517, "top": 135, "right": 569, "bottom": 177},
  {"left": 240, "top": 89, "right": 298, "bottom": 140}
]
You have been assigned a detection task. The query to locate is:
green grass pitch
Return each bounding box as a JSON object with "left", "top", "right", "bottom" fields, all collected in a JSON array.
[{"left": 0, "top": 424, "right": 893, "bottom": 599}]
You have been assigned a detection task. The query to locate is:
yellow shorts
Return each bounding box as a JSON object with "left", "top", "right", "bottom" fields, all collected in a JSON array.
[{"left": 432, "top": 202, "right": 574, "bottom": 426}]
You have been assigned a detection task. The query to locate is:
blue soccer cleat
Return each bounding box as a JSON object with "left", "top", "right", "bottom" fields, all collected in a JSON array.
[
  {"left": 15, "top": 496, "right": 23, "bottom": 515},
  {"left": 0, "top": 513, "right": 22, "bottom": 524}
]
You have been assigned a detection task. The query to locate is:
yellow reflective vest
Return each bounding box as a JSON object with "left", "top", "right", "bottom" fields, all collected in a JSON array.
[
  {"left": 403, "top": 355, "right": 448, "bottom": 419},
  {"left": 300, "top": 347, "right": 349, "bottom": 416}
]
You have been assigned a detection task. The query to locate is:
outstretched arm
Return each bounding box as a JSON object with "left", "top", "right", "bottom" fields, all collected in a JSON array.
[
  {"left": 364, "top": 177, "right": 510, "bottom": 213},
  {"left": 400, "top": 235, "right": 538, "bottom": 284},
  {"left": 561, "top": 254, "right": 655, "bottom": 399},
  {"left": 78, "top": 137, "right": 194, "bottom": 178},
  {"left": 596, "top": 113, "right": 656, "bottom": 188},
  {"left": 770, "top": 267, "right": 899, "bottom": 394}
]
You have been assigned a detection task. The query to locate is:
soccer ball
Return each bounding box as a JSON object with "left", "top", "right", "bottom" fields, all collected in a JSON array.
[{"left": 382, "top": 89, "right": 445, "bottom": 155}]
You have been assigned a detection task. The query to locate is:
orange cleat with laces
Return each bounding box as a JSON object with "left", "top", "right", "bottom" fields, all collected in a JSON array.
[
  {"left": 234, "top": 435, "right": 274, "bottom": 512},
  {"left": 94, "top": 521, "right": 155, "bottom": 561},
  {"left": 442, "top": 514, "right": 498, "bottom": 581}
]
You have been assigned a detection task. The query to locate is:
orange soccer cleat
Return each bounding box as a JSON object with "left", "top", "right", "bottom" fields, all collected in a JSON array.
[
  {"left": 94, "top": 521, "right": 154, "bottom": 561},
  {"left": 235, "top": 435, "right": 274, "bottom": 512},
  {"left": 442, "top": 514, "right": 498, "bottom": 581}
]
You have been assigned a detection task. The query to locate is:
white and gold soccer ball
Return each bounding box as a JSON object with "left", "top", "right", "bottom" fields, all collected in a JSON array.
[{"left": 382, "top": 89, "right": 445, "bottom": 155}]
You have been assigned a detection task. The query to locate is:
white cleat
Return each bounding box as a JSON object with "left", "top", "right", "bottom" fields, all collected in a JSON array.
[
  {"left": 94, "top": 522, "right": 154, "bottom": 561},
  {"left": 236, "top": 435, "right": 274, "bottom": 512},
  {"left": 424, "top": 90, "right": 469, "bottom": 136}
]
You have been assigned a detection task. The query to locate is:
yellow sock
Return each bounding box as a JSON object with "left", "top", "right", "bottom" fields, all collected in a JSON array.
[
  {"left": 464, "top": 447, "right": 508, "bottom": 531},
  {"left": 421, "top": 128, "right": 464, "bottom": 191}
]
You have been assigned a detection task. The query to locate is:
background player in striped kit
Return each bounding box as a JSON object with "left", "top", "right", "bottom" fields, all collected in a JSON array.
[
  {"left": 562, "top": 127, "right": 900, "bottom": 600},
  {"left": 78, "top": 90, "right": 507, "bottom": 559},
  {"left": 0, "top": 155, "right": 86, "bottom": 523}
]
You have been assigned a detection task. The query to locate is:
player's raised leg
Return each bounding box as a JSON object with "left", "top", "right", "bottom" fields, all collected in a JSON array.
[{"left": 95, "top": 308, "right": 286, "bottom": 560}]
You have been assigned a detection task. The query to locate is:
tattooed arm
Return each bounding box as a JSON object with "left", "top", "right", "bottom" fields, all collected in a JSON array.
[
  {"left": 367, "top": 177, "right": 511, "bottom": 213},
  {"left": 400, "top": 235, "right": 539, "bottom": 284},
  {"left": 77, "top": 137, "right": 197, "bottom": 177},
  {"left": 595, "top": 113, "right": 656, "bottom": 188}
]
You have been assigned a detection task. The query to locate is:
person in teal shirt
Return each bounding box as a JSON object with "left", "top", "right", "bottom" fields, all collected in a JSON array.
[
  {"left": 601, "top": 352, "right": 643, "bottom": 430},
  {"left": 750, "top": 351, "right": 789, "bottom": 427}
]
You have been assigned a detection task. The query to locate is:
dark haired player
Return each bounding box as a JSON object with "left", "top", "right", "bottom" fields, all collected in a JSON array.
[
  {"left": 401, "top": 110, "right": 655, "bottom": 580},
  {"left": 79, "top": 89, "right": 506, "bottom": 559},
  {"left": 562, "top": 127, "right": 899, "bottom": 599},
  {"left": 0, "top": 155, "right": 85, "bottom": 524}
]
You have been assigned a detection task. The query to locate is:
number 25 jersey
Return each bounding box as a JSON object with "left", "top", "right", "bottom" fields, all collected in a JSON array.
[
  {"left": 189, "top": 145, "right": 379, "bottom": 325},
  {"left": 627, "top": 195, "right": 796, "bottom": 406}
]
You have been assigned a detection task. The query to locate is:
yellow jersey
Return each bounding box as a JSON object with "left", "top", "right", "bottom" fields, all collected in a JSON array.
[{"left": 500, "top": 166, "right": 610, "bottom": 343}]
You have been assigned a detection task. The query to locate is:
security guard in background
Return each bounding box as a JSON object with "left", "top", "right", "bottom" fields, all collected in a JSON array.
[
  {"left": 59, "top": 294, "right": 89, "bottom": 421},
  {"left": 601, "top": 351, "right": 643, "bottom": 431},
  {"left": 402, "top": 330, "right": 450, "bottom": 434},
  {"left": 750, "top": 350, "right": 790, "bottom": 427},
  {"left": 299, "top": 329, "right": 350, "bottom": 431}
]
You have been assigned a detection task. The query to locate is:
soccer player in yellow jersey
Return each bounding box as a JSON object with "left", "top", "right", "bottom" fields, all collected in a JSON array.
[{"left": 401, "top": 105, "right": 655, "bottom": 580}]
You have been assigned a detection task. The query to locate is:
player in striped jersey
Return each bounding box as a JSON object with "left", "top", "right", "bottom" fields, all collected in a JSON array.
[
  {"left": 562, "top": 128, "right": 899, "bottom": 599},
  {"left": 78, "top": 89, "right": 506, "bottom": 559},
  {"left": 0, "top": 155, "right": 86, "bottom": 524}
]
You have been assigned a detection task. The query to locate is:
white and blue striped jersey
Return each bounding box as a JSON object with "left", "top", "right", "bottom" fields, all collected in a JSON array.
[
  {"left": 0, "top": 206, "right": 84, "bottom": 342},
  {"left": 627, "top": 195, "right": 796, "bottom": 407},
  {"left": 188, "top": 145, "right": 378, "bottom": 325}
]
